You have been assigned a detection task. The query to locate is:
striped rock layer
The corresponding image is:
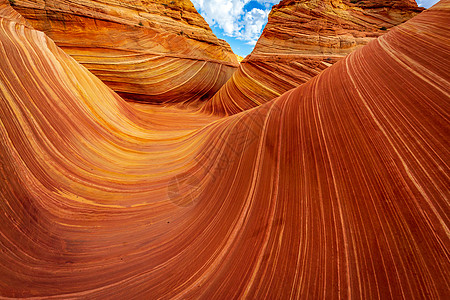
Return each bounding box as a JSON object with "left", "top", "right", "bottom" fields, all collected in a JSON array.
[
  {"left": 0, "top": 0, "right": 449, "bottom": 298},
  {"left": 9, "top": 0, "right": 239, "bottom": 104},
  {"left": 202, "top": 0, "right": 423, "bottom": 115}
]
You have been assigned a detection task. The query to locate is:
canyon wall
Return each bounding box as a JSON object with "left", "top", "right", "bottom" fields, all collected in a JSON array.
[
  {"left": 203, "top": 0, "right": 423, "bottom": 115},
  {"left": 0, "top": 0, "right": 448, "bottom": 298},
  {"left": 10, "top": 0, "right": 239, "bottom": 104}
]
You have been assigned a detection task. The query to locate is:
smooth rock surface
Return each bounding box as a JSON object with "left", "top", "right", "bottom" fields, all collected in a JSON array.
[{"left": 0, "top": 0, "right": 449, "bottom": 298}]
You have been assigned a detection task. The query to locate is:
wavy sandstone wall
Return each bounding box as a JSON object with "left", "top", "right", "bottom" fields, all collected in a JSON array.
[
  {"left": 10, "top": 0, "right": 239, "bottom": 104},
  {"left": 0, "top": 0, "right": 449, "bottom": 298},
  {"left": 203, "top": 0, "right": 423, "bottom": 115}
]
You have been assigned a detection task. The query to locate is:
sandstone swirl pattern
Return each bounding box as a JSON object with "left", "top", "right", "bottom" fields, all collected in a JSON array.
[
  {"left": 0, "top": 0, "right": 449, "bottom": 298},
  {"left": 202, "top": 0, "right": 423, "bottom": 115},
  {"left": 10, "top": 0, "right": 239, "bottom": 104}
]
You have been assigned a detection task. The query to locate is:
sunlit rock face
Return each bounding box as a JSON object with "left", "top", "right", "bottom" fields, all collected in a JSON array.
[
  {"left": 202, "top": 0, "right": 423, "bottom": 115},
  {"left": 10, "top": 0, "right": 239, "bottom": 104},
  {"left": 0, "top": 0, "right": 449, "bottom": 298}
]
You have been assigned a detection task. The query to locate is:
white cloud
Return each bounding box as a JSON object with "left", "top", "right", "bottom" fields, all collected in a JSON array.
[
  {"left": 240, "top": 8, "right": 270, "bottom": 44},
  {"left": 191, "top": 0, "right": 279, "bottom": 44}
]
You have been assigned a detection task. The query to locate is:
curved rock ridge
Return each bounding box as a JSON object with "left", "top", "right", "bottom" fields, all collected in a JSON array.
[
  {"left": 202, "top": 0, "right": 424, "bottom": 115},
  {"left": 0, "top": 0, "right": 30, "bottom": 26},
  {"left": 9, "top": 0, "right": 239, "bottom": 104},
  {"left": 0, "top": 0, "right": 449, "bottom": 298}
]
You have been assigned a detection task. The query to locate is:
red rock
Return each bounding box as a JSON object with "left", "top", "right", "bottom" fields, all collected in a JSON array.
[
  {"left": 202, "top": 0, "right": 423, "bottom": 115},
  {"left": 9, "top": 0, "right": 239, "bottom": 104},
  {"left": 0, "top": 0, "right": 448, "bottom": 298}
]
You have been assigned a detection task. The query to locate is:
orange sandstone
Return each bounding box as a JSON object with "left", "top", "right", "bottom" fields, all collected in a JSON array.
[
  {"left": 0, "top": 0, "right": 449, "bottom": 298},
  {"left": 203, "top": 0, "right": 423, "bottom": 115},
  {"left": 10, "top": 0, "right": 239, "bottom": 104}
]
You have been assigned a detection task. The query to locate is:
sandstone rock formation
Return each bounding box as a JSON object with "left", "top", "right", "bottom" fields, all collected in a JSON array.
[
  {"left": 202, "top": 0, "right": 424, "bottom": 115},
  {"left": 9, "top": 0, "right": 239, "bottom": 104},
  {"left": 1, "top": 0, "right": 449, "bottom": 298}
]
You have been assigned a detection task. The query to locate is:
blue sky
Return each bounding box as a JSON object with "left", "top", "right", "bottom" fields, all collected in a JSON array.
[
  {"left": 416, "top": 0, "right": 440, "bottom": 8},
  {"left": 191, "top": 0, "right": 441, "bottom": 58},
  {"left": 191, "top": 0, "right": 279, "bottom": 57}
]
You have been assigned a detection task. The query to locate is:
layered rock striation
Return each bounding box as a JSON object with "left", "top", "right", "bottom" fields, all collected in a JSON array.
[
  {"left": 10, "top": 0, "right": 239, "bottom": 104},
  {"left": 202, "top": 0, "right": 424, "bottom": 115},
  {"left": 0, "top": 0, "right": 449, "bottom": 298}
]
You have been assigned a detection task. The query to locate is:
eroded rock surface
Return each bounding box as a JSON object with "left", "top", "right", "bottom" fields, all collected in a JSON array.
[
  {"left": 203, "top": 0, "right": 423, "bottom": 115},
  {"left": 11, "top": 0, "right": 239, "bottom": 104},
  {"left": 0, "top": 0, "right": 449, "bottom": 298}
]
